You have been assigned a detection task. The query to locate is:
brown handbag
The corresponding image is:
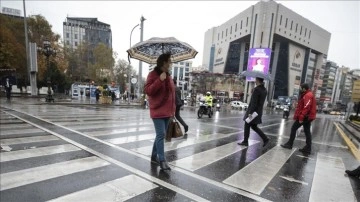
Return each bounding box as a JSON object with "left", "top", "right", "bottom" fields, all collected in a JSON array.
[{"left": 166, "top": 117, "right": 183, "bottom": 141}]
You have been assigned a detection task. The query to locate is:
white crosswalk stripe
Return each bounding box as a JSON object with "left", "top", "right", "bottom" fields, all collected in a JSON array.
[
  {"left": 48, "top": 175, "right": 158, "bottom": 202},
  {"left": 223, "top": 147, "right": 296, "bottom": 195},
  {"left": 0, "top": 156, "right": 110, "bottom": 191},
  {"left": 309, "top": 154, "right": 356, "bottom": 202},
  {"left": 0, "top": 144, "right": 81, "bottom": 162},
  {"left": 172, "top": 140, "right": 259, "bottom": 171}
]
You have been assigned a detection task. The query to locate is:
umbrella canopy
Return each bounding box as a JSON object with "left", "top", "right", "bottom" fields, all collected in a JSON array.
[
  {"left": 240, "top": 70, "right": 273, "bottom": 81},
  {"left": 127, "top": 37, "right": 198, "bottom": 64}
]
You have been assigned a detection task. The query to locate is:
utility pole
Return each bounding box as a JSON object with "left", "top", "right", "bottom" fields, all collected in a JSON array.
[
  {"left": 138, "top": 16, "right": 146, "bottom": 99},
  {"left": 23, "top": 0, "right": 30, "bottom": 93}
]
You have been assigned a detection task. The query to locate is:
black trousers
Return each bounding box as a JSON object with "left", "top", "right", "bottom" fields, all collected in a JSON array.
[
  {"left": 287, "top": 120, "right": 312, "bottom": 148},
  {"left": 6, "top": 89, "right": 11, "bottom": 99},
  {"left": 243, "top": 122, "right": 268, "bottom": 142},
  {"left": 175, "top": 105, "right": 187, "bottom": 129}
]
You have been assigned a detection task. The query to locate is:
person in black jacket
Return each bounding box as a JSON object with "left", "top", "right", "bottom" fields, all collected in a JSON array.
[
  {"left": 238, "top": 77, "right": 270, "bottom": 147},
  {"left": 174, "top": 79, "right": 189, "bottom": 134},
  {"left": 4, "top": 78, "right": 12, "bottom": 100}
]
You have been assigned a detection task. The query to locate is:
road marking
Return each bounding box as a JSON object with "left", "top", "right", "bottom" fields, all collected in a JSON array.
[
  {"left": 279, "top": 176, "right": 308, "bottom": 185},
  {"left": 106, "top": 134, "right": 154, "bottom": 144},
  {"left": 0, "top": 128, "right": 44, "bottom": 136},
  {"left": 48, "top": 175, "right": 158, "bottom": 202},
  {"left": 296, "top": 154, "right": 314, "bottom": 160},
  {"left": 87, "top": 127, "right": 153, "bottom": 137},
  {"left": 172, "top": 140, "right": 259, "bottom": 171},
  {"left": 309, "top": 154, "right": 356, "bottom": 202},
  {"left": 1, "top": 109, "right": 209, "bottom": 202},
  {"left": 0, "top": 135, "right": 59, "bottom": 145},
  {"left": 223, "top": 146, "right": 296, "bottom": 195},
  {"left": 334, "top": 122, "right": 360, "bottom": 160},
  {"left": 0, "top": 145, "right": 12, "bottom": 152},
  {"left": 266, "top": 132, "right": 349, "bottom": 149},
  {"left": 133, "top": 132, "right": 235, "bottom": 155},
  {"left": 0, "top": 156, "right": 110, "bottom": 191},
  {"left": 2, "top": 108, "right": 270, "bottom": 202},
  {"left": 0, "top": 144, "right": 80, "bottom": 162}
]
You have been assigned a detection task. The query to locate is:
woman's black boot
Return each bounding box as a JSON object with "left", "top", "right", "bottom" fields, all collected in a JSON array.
[{"left": 160, "top": 161, "right": 171, "bottom": 170}]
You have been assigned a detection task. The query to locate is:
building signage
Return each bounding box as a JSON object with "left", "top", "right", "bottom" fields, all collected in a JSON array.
[
  {"left": 246, "top": 48, "right": 271, "bottom": 81},
  {"left": 2, "top": 7, "right": 21, "bottom": 16},
  {"left": 288, "top": 43, "right": 305, "bottom": 96},
  {"left": 351, "top": 80, "right": 360, "bottom": 102}
]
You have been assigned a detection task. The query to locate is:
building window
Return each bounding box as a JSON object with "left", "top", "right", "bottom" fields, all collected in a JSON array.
[
  {"left": 280, "top": 15, "right": 282, "bottom": 25},
  {"left": 66, "top": 40, "right": 69, "bottom": 45},
  {"left": 235, "top": 23, "right": 237, "bottom": 32},
  {"left": 186, "top": 63, "right": 189, "bottom": 67},
  {"left": 246, "top": 17, "right": 249, "bottom": 26},
  {"left": 285, "top": 18, "right": 288, "bottom": 28},
  {"left": 305, "top": 28, "right": 307, "bottom": 37},
  {"left": 295, "top": 24, "right": 298, "bottom": 33},
  {"left": 230, "top": 26, "right": 232, "bottom": 34},
  {"left": 218, "top": 33, "right": 220, "bottom": 40},
  {"left": 300, "top": 26, "right": 302, "bottom": 35},
  {"left": 309, "top": 30, "right": 311, "bottom": 39},
  {"left": 75, "top": 42, "right": 78, "bottom": 46},
  {"left": 290, "top": 21, "right": 293, "bottom": 30},
  {"left": 241, "top": 20, "right": 243, "bottom": 29},
  {"left": 66, "top": 33, "right": 69, "bottom": 38},
  {"left": 75, "top": 34, "right": 78, "bottom": 39}
]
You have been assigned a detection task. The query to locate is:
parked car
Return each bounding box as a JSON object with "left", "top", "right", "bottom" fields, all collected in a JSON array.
[{"left": 230, "top": 101, "right": 248, "bottom": 110}]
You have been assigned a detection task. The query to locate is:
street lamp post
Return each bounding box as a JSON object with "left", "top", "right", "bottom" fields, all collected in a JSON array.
[
  {"left": 38, "top": 39, "right": 56, "bottom": 102},
  {"left": 128, "top": 24, "right": 139, "bottom": 105}
]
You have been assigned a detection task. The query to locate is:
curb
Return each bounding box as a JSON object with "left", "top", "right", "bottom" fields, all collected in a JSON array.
[{"left": 334, "top": 122, "right": 360, "bottom": 161}]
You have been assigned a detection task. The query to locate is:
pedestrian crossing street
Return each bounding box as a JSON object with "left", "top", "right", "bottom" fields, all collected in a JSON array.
[{"left": 1, "top": 105, "right": 359, "bottom": 202}]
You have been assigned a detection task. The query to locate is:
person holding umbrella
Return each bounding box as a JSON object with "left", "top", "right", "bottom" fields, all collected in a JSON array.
[
  {"left": 238, "top": 77, "right": 270, "bottom": 147},
  {"left": 144, "top": 52, "right": 175, "bottom": 171}
]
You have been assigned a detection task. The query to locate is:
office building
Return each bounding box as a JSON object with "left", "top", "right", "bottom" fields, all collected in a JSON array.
[{"left": 202, "top": 0, "right": 331, "bottom": 101}]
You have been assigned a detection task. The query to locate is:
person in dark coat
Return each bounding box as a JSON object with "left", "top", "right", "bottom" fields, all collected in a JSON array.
[
  {"left": 4, "top": 78, "right": 12, "bottom": 100},
  {"left": 238, "top": 77, "right": 270, "bottom": 147},
  {"left": 174, "top": 79, "right": 189, "bottom": 134}
]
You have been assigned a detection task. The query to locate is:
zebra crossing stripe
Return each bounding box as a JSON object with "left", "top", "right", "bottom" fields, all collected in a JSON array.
[
  {"left": 309, "top": 154, "right": 356, "bottom": 202},
  {"left": 0, "top": 135, "right": 59, "bottom": 145},
  {"left": 172, "top": 140, "right": 259, "bottom": 171},
  {"left": 223, "top": 146, "right": 296, "bottom": 195},
  {"left": 0, "top": 156, "right": 110, "bottom": 191},
  {"left": 0, "top": 128, "right": 43, "bottom": 136},
  {"left": 106, "top": 134, "right": 155, "bottom": 145},
  {"left": 88, "top": 127, "right": 153, "bottom": 137},
  {"left": 133, "top": 132, "right": 238, "bottom": 155},
  {"left": 0, "top": 144, "right": 81, "bottom": 162},
  {"left": 48, "top": 175, "right": 158, "bottom": 202}
]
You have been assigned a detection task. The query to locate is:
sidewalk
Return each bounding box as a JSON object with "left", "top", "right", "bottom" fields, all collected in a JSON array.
[{"left": 0, "top": 95, "right": 142, "bottom": 107}]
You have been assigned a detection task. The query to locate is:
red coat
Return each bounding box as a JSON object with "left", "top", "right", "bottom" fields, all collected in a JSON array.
[
  {"left": 144, "top": 70, "right": 175, "bottom": 118},
  {"left": 293, "top": 89, "right": 317, "bottom": 121}
]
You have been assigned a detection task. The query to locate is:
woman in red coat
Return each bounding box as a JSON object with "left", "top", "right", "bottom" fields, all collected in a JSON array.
[{"left": 144, "top": 53, "right": 175, "bottom": 170}]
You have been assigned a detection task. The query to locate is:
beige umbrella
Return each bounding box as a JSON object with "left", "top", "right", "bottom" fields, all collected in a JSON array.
[{"left": 126, "top": 37, "right": 198, "bottom": 64}]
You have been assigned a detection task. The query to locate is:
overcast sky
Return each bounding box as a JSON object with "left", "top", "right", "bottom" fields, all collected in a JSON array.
[{"left": 1, "top": 0, "right": 359, "bottom": 77}]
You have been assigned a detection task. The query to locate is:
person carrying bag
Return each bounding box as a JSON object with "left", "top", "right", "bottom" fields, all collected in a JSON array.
[{"left": 166, "top": 117, "right": 183, "bottom": 141}]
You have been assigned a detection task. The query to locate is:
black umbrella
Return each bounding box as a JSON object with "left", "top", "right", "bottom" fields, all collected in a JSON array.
[{"left": 239, "top": 70, "right": 273, "bottom": 81}]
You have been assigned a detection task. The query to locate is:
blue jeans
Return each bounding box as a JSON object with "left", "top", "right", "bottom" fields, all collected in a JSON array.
[{"left": 152, "top": 118, "right": 170, "bottom": 161}]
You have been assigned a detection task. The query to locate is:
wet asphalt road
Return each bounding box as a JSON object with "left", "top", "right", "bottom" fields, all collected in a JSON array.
[{"left": 0, "top": 97, "right": 359, "bottom": 202}]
